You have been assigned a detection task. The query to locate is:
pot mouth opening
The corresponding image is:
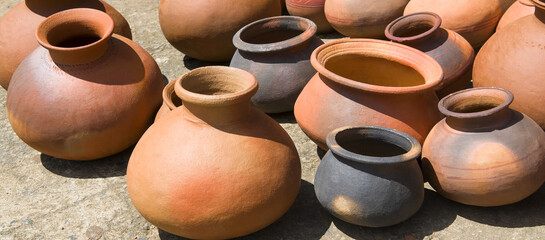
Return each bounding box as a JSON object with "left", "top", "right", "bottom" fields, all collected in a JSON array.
[
  {"left": 439, "top": 87, "right": 513, "bottom": 118},
  {"left": 163, "top": 81, "right": 183, "bottom": 110},
  {"left": 385, "top": 12, "right": 441, "bottom": 42}
]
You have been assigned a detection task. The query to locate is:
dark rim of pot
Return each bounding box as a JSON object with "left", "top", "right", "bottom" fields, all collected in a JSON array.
[
  {"left": 532, "top": 0, "right": 545, "bottom": 9},
  {"left": 326, "top": 126, "right": 421, "bottom": 165},
  {"left": 439, "top": 87, "right": 513, "bottom": 119},
  {"left": 232, "top": 16, "right": 317, "bottom": 53},
  {"left": 385, "top": 12, "right": 441, "bottom": 43}
]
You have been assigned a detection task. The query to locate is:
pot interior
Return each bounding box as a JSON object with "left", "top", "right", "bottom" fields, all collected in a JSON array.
[
  {"left": 242, "top": 29, "right": 304, "bottom": 44},
  {"left": 391, "top": 22, "right": 434, "bottom": 38},
  {"left": 445, "top": 96, "right": 504, "bottom": 113},
  {"left": 53, "top": 34, "right": 102, "bottom": 48},
  {"left": 336, "top": 130, "right": 410, "bottom": 158},
  {"left": 181, "top": 70, "right": 252, "bottom": 96}
]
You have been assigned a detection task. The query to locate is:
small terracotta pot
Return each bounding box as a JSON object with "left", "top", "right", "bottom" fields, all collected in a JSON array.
[
  {"left": 230, "top": 16, "right": 324, "bottom": 113},
  {"left": 7, "top": 9, "right": 163, "bottom": 160},
  {"left": 315, "top": 126, "right": 424, "bottom": 227},
  {"left": 385, "top": 12, "right": 475, "bottom": 99},
  {"left": 286, "top": 0, "right": 333, "bottom": 33},
  {"left": 497, "top": 0, "right": 535, "bottom": 30},
  {"left": 155, "top": 81, "right": 182, "bottom": 122},
  {"left": 0, "top": 0, "right": 132, "bottom": 90},
  {"left": 294, "top": 39, "right": 443, "bottom": 150},
  {"left": 422, "top": 87, "right": 545, "bottom": 206}
]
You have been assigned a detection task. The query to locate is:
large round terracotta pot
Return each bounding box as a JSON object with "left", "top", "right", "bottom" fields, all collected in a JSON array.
[
  {"left": 286, "top": 0, "right": 333, "bottom": 33},
  {"left": 315, "top": 126, "right": 424, "bottom": 227},
  {"left": 422, "top": 87, "right": 545, "bottom": 206},
  {"left": 294, "top": 39, "right": 444, "bottom": 150},
  {"left": 497, "top": 0, "right": 535, "bottom": 30},
  {"left": 159, "top": 0, "right": 281, "bottom": 62},
  {"left": 155, "top": 81, "right": 182, "bottom": 122},
  {"left": 230, "top": 16, "right": 324, "bottom": 113},
  {"left": 0, "top": 0, "right": 131, "bottom": 90},
  {"left": 127, "top": 66, "right": 301, "bottom": 239},
  {"left": 7, "top": 9, "right": 163, "bottom": 161},
  {"left": 473, "top": 0, "right": 545, "bottom": 129},
  {"left": 404, "top": 0, "right": 502, "bottom": 48},
  {"left": 385, "top": 12, "right": 475, "bottom": 99},
  {"left": 324, "top": 0, "right": 410, "bottom": 38}
]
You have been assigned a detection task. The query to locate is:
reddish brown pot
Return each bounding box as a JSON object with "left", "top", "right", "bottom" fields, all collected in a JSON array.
[
  {"left": 385, "top": 12, "right": 475, "bottom": 99},
  {"left": 0, "top": 0, "right": 131, "bottom": 90},
  {"left": 324, "top": 0, "right": 409, "bottom": 38},
  {"left": 286, "top": 0, "right": 333, "bottom": 33},
  {"left": 155, "top": 81, "right": 182, "bottom": 122},
  {"left": 127, "top": 66, "right": 301, "bottom": 239},
  {"left": 294, "top": 39, "right": 443, "bottom": 150},
  {"left": 497, "top": 0, "right": 535, "bottom": 30},
  {"left": 422, "top": 87, "right": 545, "bottom": 206},
  {"left": 473, "top": 0, "right": 545, "bottom": 129},
  {"left": 159, "top": 0, "right": 281, "bottom": 62},
  {"left": 7, "top": 9, "right": 163, "bottom": 160},
  {"left": 404, "top": 0, "right": 502, "bottom": 48}
]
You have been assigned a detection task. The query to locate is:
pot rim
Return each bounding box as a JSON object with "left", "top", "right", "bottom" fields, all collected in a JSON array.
[
  {"left": 163, "top": 81, "right": 181, "bottom": 110},
  {"left": 385, "top": 12, "right": 442, "bottom": 43},
  {"left": 232, "top": 16, "right": 317, "bottom": 53},
  {"left": 438, "top": 87, "right": 514, "bottom": 119},
  {"left": 326, "top": 126, "right": 422, "bottom": 165},
  {"left": 532, "top": 0, "right": 545, "bottom": 8},
  {"left": 521, "top": 0, "right": 534, "bottom": 6}
]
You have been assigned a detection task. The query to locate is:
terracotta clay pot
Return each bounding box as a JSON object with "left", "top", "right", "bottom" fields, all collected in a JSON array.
[
  {"left": 385, "top": 12, "right": 475, "bottom": 99},
  {"left": 500, "top": 0, "right": 519, "bottom": 14},
  {"left": 0, "top": 0, "right": 131, "bottom": 90},
  {"left": 159, "top": 0, "right": 281, "bottom": 62},
  {"left": 324, "top": 0, "right": 410, "bottom": 38},
  {"left": 315, "top": 126, "right": 424, "bottom": 227},
  {"left": 473, "top": 0, "right": 545, "bottom": 129},
  {"left": 286, "top": 0, "right": 333, "bottom": 33},
  {"left": 155, "top": 81, "right": 182, "bottom": 122},
  {"left": 127, "top": 66, "right": 301, "bottom": 239},
  {"left": 7, "top": 9, "right": 163, "bottom": 160},
  {"left": 497, "top": 0, "right": 535, "bottom": 30},
  {"left": 294, "top": 39, "right": 443, "bottom": 150},
  {"left": 230, "top": 16, "right": 324, "bottom": 113},
  {"left": 404, "top": 0, "right": 502, "bottom": 48},
  {"left": 422, "top": 87, "right": 545, "bottom": 206}
]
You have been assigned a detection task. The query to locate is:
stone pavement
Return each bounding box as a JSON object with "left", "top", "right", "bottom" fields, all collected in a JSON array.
[{"left": 1, "top": 0, "right": 545, "bottom": 239}]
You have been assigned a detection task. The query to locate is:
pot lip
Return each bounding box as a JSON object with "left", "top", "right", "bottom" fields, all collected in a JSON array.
[
  {"left": 232, "top": 16, "right": 317, "bottom": 53},
  {"left": 311, "top": 38, "right": 443, "bottom": 94},
  {"left": 385, "top": 12, "right": 442, "bottom": 43},
  {"left": 326, "top": 126, "right": 422, "bottom": 165},
  {"left": 163, "top": 81, "right": 179, "bottom": 110},
  {"left": 532, "top": 0, "right": 545, "bottom": 8},
  {"left": 438, "top": 87, "right": 514, "bottom": 119},
  {"left": 521, "top": 0, "right": 534, "bottom": 6}
]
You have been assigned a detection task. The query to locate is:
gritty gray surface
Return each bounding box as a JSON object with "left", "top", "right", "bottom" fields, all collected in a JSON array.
[{"left": 1, "top": 0, "right": 545, "bottom": 239}]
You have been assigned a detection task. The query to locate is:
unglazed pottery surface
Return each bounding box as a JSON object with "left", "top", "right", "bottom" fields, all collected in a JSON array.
[
  {"left": 286, "top": 0, "right": 333, "bottom": 33},
  {"left": 497, "top": 0, "right": 535, "bottom": 30}
]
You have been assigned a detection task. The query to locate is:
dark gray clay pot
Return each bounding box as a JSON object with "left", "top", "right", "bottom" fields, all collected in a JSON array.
[
  {"left": 314, "top": 126, "right": 424, "bottom": 227},
  {"left": 230, "top": 16, "right": 324, "bottom": 113}
]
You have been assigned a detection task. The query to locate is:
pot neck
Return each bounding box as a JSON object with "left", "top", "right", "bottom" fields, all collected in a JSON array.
[
  {"left": 36, "top": 8, "right": 114, "bottom": 65},
  {"left": 533, "top": 0, "right": 545, "bottom": 22},
  {"left": 385, "top": 12, "right": 443, "bottom": 47},
  {"left": 163, "top": 81, "right": 183, "bottom": 111}
]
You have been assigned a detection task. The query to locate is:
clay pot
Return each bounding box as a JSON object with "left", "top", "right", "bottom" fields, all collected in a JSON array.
[
  {"left": 294, "top": 39, "right": 443, "bottom": 150},
  {"left": 473, "top": 0, "right": 545, "bottom": 129},
  {"left": 7, "top": 9, "right": 163, "bottom": 160},
  {"left": 230, "top": 16, "right": 324, "bottom": 113},
  {"left": 497, "top": 0, "right": 535, "bottom": 30},
  {"left": 127, "top": 66, "right": 301, "bottom": 239},
  {"left": 422, "top": 87, "right": 545, "bottom": 206},
  {"left": 159, "top": 0, "right": 281, "bottom": 62},
  {"left": 324, "top": 0, "right": 410, "bottom": 38},
  {"left": 385, "top": 12, "right": 475, "bottom": 99},
  {"left": 286, "top": 0, "right": 333, "bottom": 33},
  {"left": 404, "top": 0, "right": 502, "bottom": 48},
  {"left": 155, "top": 81, "right": 182, "bottom": 122},
  {"left": 0, "top": 0, "right": 132, "bottom": 90},
  {"left": 500, "top": 0, "right": 519, "bottom": 14},
  {"left": 315, "top": 126, "right": 424, "bottom": 227}
]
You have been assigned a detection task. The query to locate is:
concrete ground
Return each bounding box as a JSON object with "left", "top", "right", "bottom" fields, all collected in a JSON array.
[{"left": 1, "top": 0, "right": 545, "bottom": 239}]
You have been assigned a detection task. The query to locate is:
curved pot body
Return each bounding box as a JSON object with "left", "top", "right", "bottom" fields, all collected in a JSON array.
[
  {"left": 286, "top": 0, "right": 333, "bottom": 33},
  {"left": 500, "top": 0, "right": 519, "bottom": 13},
  {"left": 7, "top": 9, "right": 162, "bottom": 160},
  {"left": 155, "top": 81, "right": 182, "bottom": 122},
  {"left": 404, "top": 0, "right": 502, "bottom": 48},
  {"left": 0, "top": 0, "right": 131, "bottom": 90},
  {"left": 386, "top": 12, "right": 475, "bottom": 99},
  {"left": 324, "top": 0, "right": 409, "bottom": 38},
  {"left": 315, "top": 126, "right": 424, "bottom": 227},
  {"left": 127, "top": 66, "right": 301, "bottom": 239},
  {"left": 230, "top": 16, "right": 324, "bottom": 113},
  {"left": 159, "top": 0, "right": 281, "bottom": 62},
  {"left": 497, "top": 0, "right": 535, "bottom": 30},
  {"left": 422, "top": 87, "right": 545, "bottom": 206},
  {"left": 294, "top": 39, "right": 443, "bottom": 150},
  {"left": 473, "top": 0, "right": 545, "bottom": 128}
]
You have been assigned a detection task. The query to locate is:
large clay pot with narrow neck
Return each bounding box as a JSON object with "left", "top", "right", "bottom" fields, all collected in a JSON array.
[
  {"left": 497, "top": 0, "right": 535, "bottom": 30},
  {"left": 385, "top": 12, "right": 475, "bottom": 99},
  {"left": 404, "top": 0, "right": 502, "bottom": 48},
  {"left": 155, "top": 81, "right": 182, "bottom": 122},
  {"left": 422, "top": 87, "right": 545, "bottom": 206},
  {"left": 473, "top": 0, "right": 545, "bottom": 129},
  {"left": 0, "top": 0, "right": 131, "bottom": 90},
  {"left": 127, "top": 66, "right": 301, "bottom": 239},
  {"left": 294, "top": 39, "right": 444, "bottom": 150},
  {"left": 7, "top": 9, "right": 163, "bottom": 160},
  {"left": 286, "top": 0, "right": 333, "bottom": 33}
]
